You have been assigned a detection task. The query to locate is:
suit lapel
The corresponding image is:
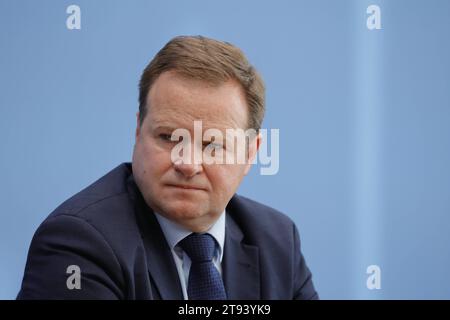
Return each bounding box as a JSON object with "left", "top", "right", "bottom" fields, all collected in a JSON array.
[
  {"left": 141, "top": 212, "right": 183, "bottom": 300},
  {"left": 128, "top": 175, "right": 183, "bottom": 300},
  {"left": 223, "top": 213, "right": 261, "bottom": 300}
]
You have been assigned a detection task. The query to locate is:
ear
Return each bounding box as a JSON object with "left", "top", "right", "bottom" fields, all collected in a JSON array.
[
  {"left": 135, "top": 112, "right": 140, "bottom": 140},
  {"left": 243, "top": 132, "right": 262, "bottom": 176}
]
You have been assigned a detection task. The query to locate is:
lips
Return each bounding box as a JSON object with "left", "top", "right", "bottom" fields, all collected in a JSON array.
[{"left": 166, "top": 184, "right": 206, "bottom": 191}]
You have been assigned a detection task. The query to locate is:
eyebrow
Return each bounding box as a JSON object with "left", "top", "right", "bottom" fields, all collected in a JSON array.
[
  {"left": 152, "top": 125, "right": 178, "bottom": 132},
  {"left": 149, "top": 117, "right": 183, "bottom": 130},
  {"left": 151, "top": 119, "right": 241, "bottom": 134}
]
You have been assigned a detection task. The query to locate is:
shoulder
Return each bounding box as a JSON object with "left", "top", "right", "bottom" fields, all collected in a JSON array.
[
  {"left": 227, "top": 194, "right": 297, "bottom": 244},
  {"left": 44, "top": 163, "right": 137, "bottom": 229},
  {"left": 35, "top": 163, "right": 141, "bottom": 252},
  {"left": 18, "top": 163, "right": 148, "bottom": 299},
  {"left": 49, "top": 163, "right": 133, "bottom": 220},
  {"left": 228, "top": 194, "right": 295, "bottom": 228}
]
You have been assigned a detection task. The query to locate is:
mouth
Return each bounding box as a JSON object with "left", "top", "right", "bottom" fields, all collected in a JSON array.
[{"left": 166, "top": 184, "right": 206, "bottom": 191}]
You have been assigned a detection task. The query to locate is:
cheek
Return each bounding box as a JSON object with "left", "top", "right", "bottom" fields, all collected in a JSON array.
[
  {"left": 134, "top": 139, "right": 172, "bottom": 177},
  {"left": 207, "top": 165, "right": 246, "bottom": 196}
]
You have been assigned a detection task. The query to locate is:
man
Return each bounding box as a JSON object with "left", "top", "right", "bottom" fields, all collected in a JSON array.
[{"left": 17, "top": 36, "right": 318, "bottom": 300}]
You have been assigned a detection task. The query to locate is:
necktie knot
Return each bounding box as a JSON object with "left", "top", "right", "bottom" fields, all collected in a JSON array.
[{"left": 179, "top": 233, "right": 215, "bottom": 263}]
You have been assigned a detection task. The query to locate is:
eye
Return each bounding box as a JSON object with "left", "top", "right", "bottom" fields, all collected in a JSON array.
[{"left": 159, "top": 133, "right": 172, "bottom": 141}]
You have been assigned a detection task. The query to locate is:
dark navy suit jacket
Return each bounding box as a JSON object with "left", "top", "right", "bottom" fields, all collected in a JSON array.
[{"left": 17, "top": 163, "right": 318, "bottom": 300}]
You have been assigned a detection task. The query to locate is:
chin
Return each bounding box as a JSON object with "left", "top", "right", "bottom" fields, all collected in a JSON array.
[{"left": 159, "top": 201, "right": 208, "bottom": 221}]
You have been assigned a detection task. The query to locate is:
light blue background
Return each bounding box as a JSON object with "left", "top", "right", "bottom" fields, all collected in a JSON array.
[{"left": 1, "top": 0, "right": 450, "bottom": 299}]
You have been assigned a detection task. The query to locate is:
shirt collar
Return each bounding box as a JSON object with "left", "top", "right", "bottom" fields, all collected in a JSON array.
[{"left": 154, "top": 210, "right": 226, "bottom": 261}]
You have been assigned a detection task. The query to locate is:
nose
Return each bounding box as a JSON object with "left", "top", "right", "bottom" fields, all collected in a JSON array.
[
  {"left": 173, "top": 158, "right": 203, "bottom": 178},
  {"left": 172, "top": 139, "right": 204, "bottom": 178},
  {"left": 172, "top": 136, "right": 203, "bottom": 178}
]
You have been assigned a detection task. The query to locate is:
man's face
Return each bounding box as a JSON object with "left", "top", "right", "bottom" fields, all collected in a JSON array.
[{"left": 132, "top": 71, "right": 259, "bottom": 232}]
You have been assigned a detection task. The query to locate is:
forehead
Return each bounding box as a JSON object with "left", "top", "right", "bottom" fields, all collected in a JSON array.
[{"left": 146, "top": 71, "right": 248, "bottom": 131}]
